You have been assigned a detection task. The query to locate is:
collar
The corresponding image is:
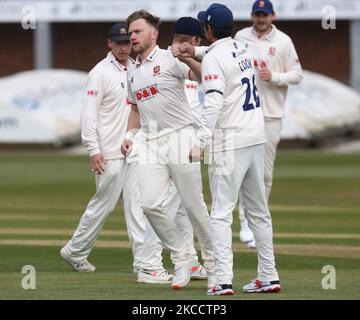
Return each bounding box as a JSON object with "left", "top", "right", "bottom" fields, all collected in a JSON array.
[
  {"left": 251, "top": 24, "right": 277, "bottom": 40},
  {"left": 135, "top": 45, "right": 160, "bottom": 65},
  {"left": 206, "top": 37, "right": 232, "bottom": 53},
  {"left": 107, "top": 52, "right": 130, "bottom": 71}
]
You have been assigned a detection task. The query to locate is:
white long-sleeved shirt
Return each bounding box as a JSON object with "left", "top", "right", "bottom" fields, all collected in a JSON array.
[
  {"left": 184, "top": 79, "right": 202, "bottom": 129},
  {"left": 127, "top": 46, "right": 194, "bottom": 139},
  {"left": 198, "top": 37, "right": 265, "bottom": 152},
  {"left": 234, "top": 25, "right": 303, "bottom": 119},
  {"left": 81, "top": 52, "right": 134, "bottom": 160}
]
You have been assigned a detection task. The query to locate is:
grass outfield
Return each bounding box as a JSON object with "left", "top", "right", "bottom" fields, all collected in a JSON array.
[{"left": 0, "top": 150, "right": 359, "bottom": 300}]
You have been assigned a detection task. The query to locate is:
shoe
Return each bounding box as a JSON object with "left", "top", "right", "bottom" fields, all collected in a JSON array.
[
  {"left": 207, "top": 274, "right": 217, "bottom": 289},
  {"left": 242, "top": 279, "right": 281, "bottom": 293},
  {"left": 172, "top": 258, "right": 193, "bottom": 289},
  {"left": 239, "top": 223, "right": 256, "bottom": 248},
  {"left": 137, "top": 269, "right": 173, "bottom": 284},
  {"left": 207, "top": 284, "right": 234, "bottom": 296},
  {"left": 190, "top": 262, "right": 208, "bottom": 279},
  {"left": 60, "top": 247, "right": 96, "bottom": 272}
]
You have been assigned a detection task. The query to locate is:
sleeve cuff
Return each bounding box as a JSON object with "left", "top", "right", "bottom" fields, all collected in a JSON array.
[
  {"left": 89, "top": 148, "right": 101, "bottom": 157},
  {"left": 270, "top": 72, "right": 280, "bottom": 84},
  {"left": 194, "top": 46, "right": 208, "bottom": 60},
  {"left": 126, "top": 98, "right": 137, "bottom": 106}
]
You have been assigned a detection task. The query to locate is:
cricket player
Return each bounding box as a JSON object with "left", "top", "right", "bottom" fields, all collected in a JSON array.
[
  {"left": 60, "top": 23, "right": 155, "bottom": 276},
  {"left": 234, "top": 0, "right": 303, "bottom": 248},
  {"left": 176, "top": 3, "right": 281, "bottom": 295},
  {"left": 137, "top": 16, "right": 210, "bottom": 284},
  {"left": 121, "top": 10, "right": 215, "bottom": 290}
]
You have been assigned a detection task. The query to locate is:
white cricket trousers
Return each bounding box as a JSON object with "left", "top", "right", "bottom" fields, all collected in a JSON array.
[
  {"left": 137, "top": 126, "right": 214, "bottom": 272},
  {"left": 209, "top": 144, "right": 279, "bottom": 284},
  {"left": 139, "top": 182, "right": 198, "bottom": 271},
  {"left": 239, "top": 118, "right": 282, "bottom": 222},
  {"left": 64, "top": 159, "right": 146, "bottom": 271}
]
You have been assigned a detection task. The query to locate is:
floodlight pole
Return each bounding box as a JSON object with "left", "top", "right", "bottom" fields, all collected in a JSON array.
[{"left": 34, "top": 22, "right": 52, "bottom": 69}]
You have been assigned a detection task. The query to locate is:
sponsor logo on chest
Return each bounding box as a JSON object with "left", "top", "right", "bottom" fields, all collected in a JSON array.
[{"left": 135, "top": 85, "right": 159, "bottom": 102}]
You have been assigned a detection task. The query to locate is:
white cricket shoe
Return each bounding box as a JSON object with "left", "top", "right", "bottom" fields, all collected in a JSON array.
[
  {"left": 171, "top": 257, "right": 193, "bottom": 289},
  {"left": 239, "top": 222, "right": 256, "bottom": 249},
  {"left": 207, "top": 284, "right": 234, "bottom": 296},
  {"left": 60, "top": 247, "right": 96, "bottom": 272},
  {"left": 190, "top": 262, "right": 208, "bottom": 279},
  {"left": 242, "top": 279, "right": 281, "bottom": 293},
  {"left": 137, "top": 269, "right": 173, "bottom": 284}
]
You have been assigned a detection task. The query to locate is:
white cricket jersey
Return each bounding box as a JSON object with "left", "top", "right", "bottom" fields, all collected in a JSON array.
[
  {"left": 81, "top": 52, "right": 135, "bottom": 160},
  {"left": 234, "top": 25, "right": 303, "bottom": 119},
  {"left": 198, "top": 37, "right": 265, "bottom": 152},
  {"left": 127, "top": 46, "right": 194, "bottom": 139}
]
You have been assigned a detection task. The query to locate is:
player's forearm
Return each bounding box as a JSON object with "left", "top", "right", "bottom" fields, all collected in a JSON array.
[
  {"left": 125, "top": 105, "right": 140, "bottom": 140},
  {"left": 182, "top": 58, "right": 201, "bottom": 82},
  {"left": 81, "top": 127, "right": 100, "bottom": 156},
  {"left": 270, "top": 66, "right": 303, "bottom": 86},
  {"left": 197, "top": 92, "right": 223, "bottom": 147},
  {"left": 81, "top": 100, "right": 101, "bottom": 156}
]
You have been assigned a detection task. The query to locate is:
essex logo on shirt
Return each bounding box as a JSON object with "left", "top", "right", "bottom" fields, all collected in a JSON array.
[
  {"left": 268, "top": 47, "right": 276, "bottom": 56},
  {"left": 203, "top": 74, "right": 219, "bottom": 81},
  {"left": 87, "top": 90, "right": 98, "bottom": 96},
  {"left": 135, "top": 85, "right": 159, "bottom": 102},
  {"left": 153, "top": 66, "right": 161, "bottom": 76}
]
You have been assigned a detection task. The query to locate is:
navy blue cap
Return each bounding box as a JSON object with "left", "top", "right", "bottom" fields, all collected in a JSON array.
[
  {"left": 252, "top": 0, "right": 274, "bottom": 15},
  {"left": 173, "top": 17, "right": 205, "bottom": 38},
  {"left": 108, "top": 22, "right": 130, "bottom": 42},
  {"left": 197, "top": 3, "right": 233, "bottom": 29}
]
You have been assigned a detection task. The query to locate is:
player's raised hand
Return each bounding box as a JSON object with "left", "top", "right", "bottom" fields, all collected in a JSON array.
[
  {"left": 121, "top": 139, "right": 133, "bottom": 157},
  {"left": 189, "top": 145, "right": 204, "bottom": 163},
  {"left": 171, "top": 42, "right": 195, "bottom": 59},
  {"left": 90, "top": 153, "right": 107, "bottom": 175}
]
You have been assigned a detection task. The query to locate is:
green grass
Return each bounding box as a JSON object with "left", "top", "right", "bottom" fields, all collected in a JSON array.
[{"left": 0, "top": 150, "right": 360, "bottom": 300}]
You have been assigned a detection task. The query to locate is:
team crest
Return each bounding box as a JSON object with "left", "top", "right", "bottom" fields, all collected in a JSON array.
[
  {"left": 269, "top": 47, "right": 276, "bottom": 56},
  {"left": 153, "top": 65, "right": 160, "bottom": 76},
  {"left": 119, "top": 28, "right": 127, "bottom": 34},
  {"left": 259, "top": 1, "right": 265, "bottom": 8}
]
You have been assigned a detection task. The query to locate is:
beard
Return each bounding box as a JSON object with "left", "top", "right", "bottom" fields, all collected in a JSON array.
[{"left": 132, "top": 34, "right": 153, "bottom": 54}]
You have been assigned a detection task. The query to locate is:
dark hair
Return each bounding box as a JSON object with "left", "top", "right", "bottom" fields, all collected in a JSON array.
[
  {"left": 205, "top": 22, "right": 233, "bottom": 39},
  {"left": 127, "top": 10, "right": 161, "bottom": 30}
]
